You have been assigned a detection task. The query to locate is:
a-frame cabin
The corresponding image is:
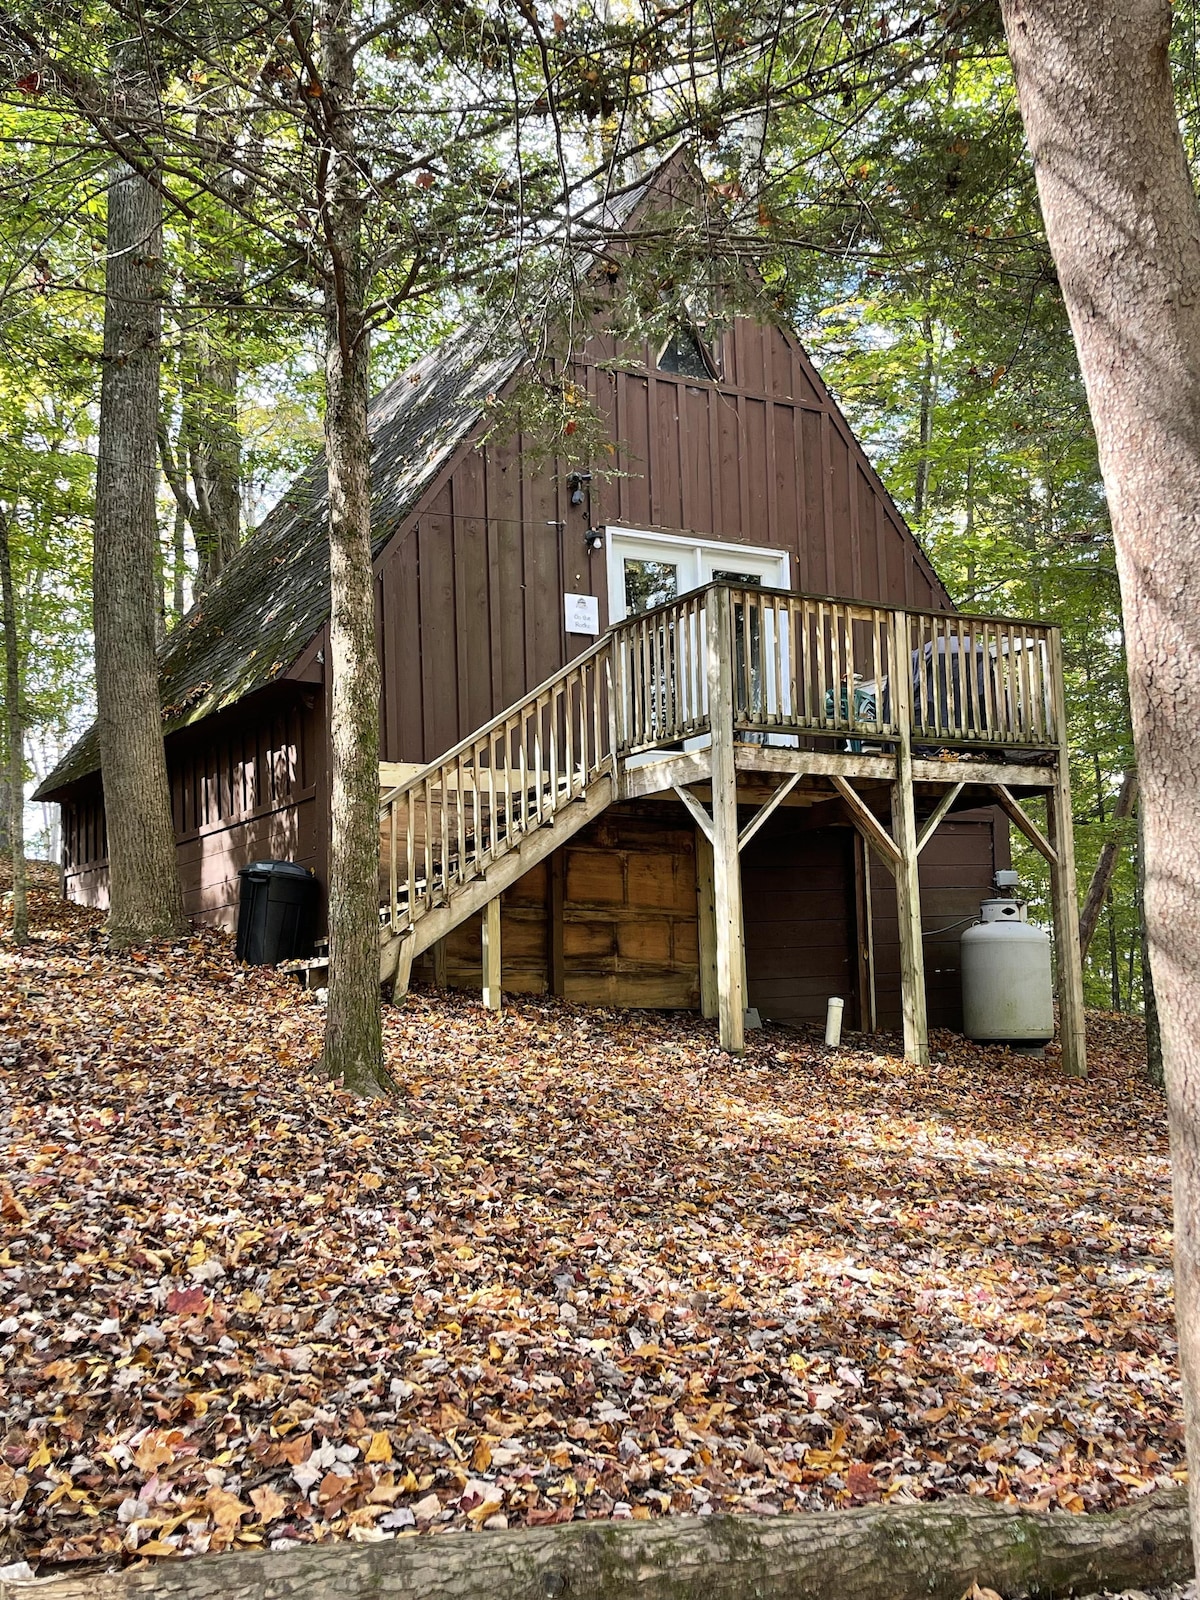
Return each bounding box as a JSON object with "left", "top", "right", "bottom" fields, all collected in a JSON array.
[{"left": 38, "top": 161, "right": 1085, "bottom": 1070}]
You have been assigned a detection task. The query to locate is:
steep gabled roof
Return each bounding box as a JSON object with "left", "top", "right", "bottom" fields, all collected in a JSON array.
[{"left": 37, "top": 324, "right": 524, "bottom": 797}]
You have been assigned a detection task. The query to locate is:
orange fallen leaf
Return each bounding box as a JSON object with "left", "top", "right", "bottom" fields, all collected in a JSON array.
[{"left": 249, "top": 1484, "right": 287, "bottom": 1523}]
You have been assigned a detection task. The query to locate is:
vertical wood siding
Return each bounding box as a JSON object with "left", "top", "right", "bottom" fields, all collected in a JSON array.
[
  {"left": 62, "top": 688, "right": 323, "bottom": 931},
  {"left": 376, "top": 313, "right": 949, "bottom": 764}
]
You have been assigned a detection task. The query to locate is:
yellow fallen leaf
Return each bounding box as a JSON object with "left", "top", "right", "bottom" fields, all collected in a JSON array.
[{"left": 365, "top": 1430, "right": 394, "bottom": 1464}]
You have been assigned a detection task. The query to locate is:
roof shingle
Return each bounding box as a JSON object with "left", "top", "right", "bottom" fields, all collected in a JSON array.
[{"left": 37, "top": 325, "right": 523, "bottom": 797}]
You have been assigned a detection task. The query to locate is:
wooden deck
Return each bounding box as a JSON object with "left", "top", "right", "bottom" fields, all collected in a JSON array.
[{"left": 377, "top": 583, "right": 1085, "bottom": 1075}]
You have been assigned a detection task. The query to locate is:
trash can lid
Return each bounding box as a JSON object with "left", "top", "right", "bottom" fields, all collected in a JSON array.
[{"left": 238, "top": 860, "right": 314, "bottom": 879}]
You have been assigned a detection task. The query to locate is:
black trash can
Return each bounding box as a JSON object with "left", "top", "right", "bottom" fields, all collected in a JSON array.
[{"left": 236, "top": 861, "right": 318, "bottom": 965}]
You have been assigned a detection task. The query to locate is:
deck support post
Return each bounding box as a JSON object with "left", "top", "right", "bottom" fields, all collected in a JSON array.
[
  {"left": 431, "top": 937, "right": 447, "bottom": 989},
  {"left": 1047, "top": 634, "right": 1087, "bottom": 1077},
  {"left": 695, "top": 828, "right": 719, "bottom": 1020},
  {"left": 482, "top": 895, "right": 502, "bottom": 1012},
  {"left": 890, "top": 612, "right": 930, "bottom": 1066},
  {"left": 383, "top": 934, "right": 413, "bottom": 1004},
  {"left": 549, "top": 852, "right": 566, "bottom": 998},
  {"left": 706, "top": 591, "right": 745, "bottom": 1054}
]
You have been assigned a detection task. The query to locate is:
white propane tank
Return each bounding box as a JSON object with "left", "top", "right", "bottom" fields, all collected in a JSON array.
[{"left": 960, "top": 893, "right": 1054, "bottom": 1045}]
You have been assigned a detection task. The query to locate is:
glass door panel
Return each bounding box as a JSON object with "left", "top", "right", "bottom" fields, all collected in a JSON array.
[{"left": 623, "top": 558, "right": 679, "bottom": 616}]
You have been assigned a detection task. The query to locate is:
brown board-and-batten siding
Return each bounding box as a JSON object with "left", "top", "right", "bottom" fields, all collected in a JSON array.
[
  {"left": 63, "top": 687, "right": 324, "bottom": 930},
  {"left": 375, "top": 311, "right": 952, "bottom": 770}
]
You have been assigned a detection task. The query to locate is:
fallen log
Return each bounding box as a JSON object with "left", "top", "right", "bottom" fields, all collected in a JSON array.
[{"left": 0, "top": 1490, "right": 1190, "bottom": 1600}]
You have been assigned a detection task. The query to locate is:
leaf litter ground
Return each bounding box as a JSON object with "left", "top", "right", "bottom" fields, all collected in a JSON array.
[{"left": 0, "top": 865, "right": 1181, "bottom": 1571}]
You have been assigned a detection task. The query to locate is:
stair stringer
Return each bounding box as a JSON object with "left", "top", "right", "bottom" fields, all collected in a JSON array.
[{"left": 380, "top": 771, "right": 616, "bottom": 991}]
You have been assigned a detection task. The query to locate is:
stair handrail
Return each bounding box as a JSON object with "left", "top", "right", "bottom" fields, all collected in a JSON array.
[{"left": 378, "top": 632, "right": 615, "bottom": 811}]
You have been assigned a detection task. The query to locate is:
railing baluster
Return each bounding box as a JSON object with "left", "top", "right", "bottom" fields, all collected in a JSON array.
[
  {"left": 423, "top": 773, "right": 433, "bottom": 914},
  {"left": 388, "top": 798, "right": 398, "bottom": 929},
  {"left": 1019, "top": 626, "right": 1036, "bottom": 743},
  {"left": 815, "top": 601, "right": 829, "bottom": 732}
]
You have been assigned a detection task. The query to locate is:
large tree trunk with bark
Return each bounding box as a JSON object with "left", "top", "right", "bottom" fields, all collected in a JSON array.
[
  {"left": 0, "top": 506, "right": 26, "bottom": 944},
  {"left": 0, "top": 1489, "right": 1189, "bottom": 1600},
  {"left": 93, "top": 105, "right": 187, "bottom": 946},
  {"left": 999, "top": 0, "right": 1200, "bottom": 1565},
  {"left": 316, "top": 0, "right": 388, "bottom": 1096},
  {"left": 1138, "top": 802, "right": 1165, "bottom": 1085}
]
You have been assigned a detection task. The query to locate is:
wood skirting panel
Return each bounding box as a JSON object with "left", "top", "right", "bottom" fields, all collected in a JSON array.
[{"left": 414, "top": 805, "right": 701, "bottom": 1008}]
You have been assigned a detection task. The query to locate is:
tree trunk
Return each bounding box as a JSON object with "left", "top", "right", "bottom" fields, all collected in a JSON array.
[
  {"left": 913, "top": 309, "right": 936, "bottom": 522},
  {"left": 1079, "top": 767, "right": 1138, "bottom": 958},
  {"left": 316, "top": 0, "right": 388, "bottom": 1096},
  {"left": 191, "top": 322, "right": 241, "bottom": 582},
  {"left": 94, "top": 99, "right": 187, "bottom": 946},
  {"left": 0, "top": 1489, "right": 1188, "bottom": 1600},
  {"left": 171, "top": 495, "right": 186, "bottom": 620},
  {"left": 1139, "top": 801, "right": 1165, "bottom": 1085},
  {"left": 0, "top": 506, "right": 27, "bottom": 945},
  {"left": 999, "top": 0, "right": 1200, "bottom": 1564}
]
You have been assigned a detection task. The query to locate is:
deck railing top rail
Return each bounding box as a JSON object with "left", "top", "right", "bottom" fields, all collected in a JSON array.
[{"left": 608, "top": 578, "right": 1058, "bottom": 639}]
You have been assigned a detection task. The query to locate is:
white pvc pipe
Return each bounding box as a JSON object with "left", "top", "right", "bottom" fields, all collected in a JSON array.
[{"left": 824, "top": 996, "right": 845, "bottom": 1048}]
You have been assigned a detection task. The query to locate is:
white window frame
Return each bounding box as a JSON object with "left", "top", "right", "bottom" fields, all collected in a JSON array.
[
  {"left": 604, "top": 528, "right": 796, "bottom": 756},
  {"left": 604, "top": 527, "right": 791, "bottom": 624}
]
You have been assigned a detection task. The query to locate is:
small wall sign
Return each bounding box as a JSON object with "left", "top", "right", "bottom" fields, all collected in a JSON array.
[{"left": 564, "top": 593, "right": 600, "bottom": 635}]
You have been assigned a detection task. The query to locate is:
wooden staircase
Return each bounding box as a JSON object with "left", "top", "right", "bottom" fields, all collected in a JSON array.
[{"left": 375, "top": 639, "right": 616, "bottom": 996}]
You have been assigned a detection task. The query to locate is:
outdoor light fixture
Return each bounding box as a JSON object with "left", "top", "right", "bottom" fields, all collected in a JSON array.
[
  {"left": 569, "top": 471, "right": 592, "bottom": 506},
  {"left": 584, "top": 528, "right": 604, "bottom": 553}
]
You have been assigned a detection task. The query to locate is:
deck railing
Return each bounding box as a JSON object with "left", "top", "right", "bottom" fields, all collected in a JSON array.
[
  {"left": 379, "top": 640, "right": 613, "bottom": 934},
  {"left": 379, "top": 582, "right": 1062, "bottom": 937},
  {"left": 610, "top": 583, "right": 1060, "bottom": 756}
]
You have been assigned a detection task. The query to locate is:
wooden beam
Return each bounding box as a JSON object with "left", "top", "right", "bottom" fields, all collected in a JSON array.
[
  {"left": 737, "top": 772, "right": 803, "bottom": 852},
  {"left": 706, "top": 591, "right": 745, "bottom": 1054},
  {"left": 381, "top": 932, "right": 413, "bottom": 1000},
  {"left": 695, "top": 828, "right": 718, "bottom": 1020},
  {"left": 990, "top": 784, "right": 1058, "bottom": 866},
  {"left": 659, "top": 740, "right": 1056, "bottom": 792},
  {"left": 735, "top": 746, "right": 898, "bottom": 782},
  {"left": 673, "top": 784, "right": 714, "bottom": 843},
  {"left": 431, "top": 937, "right": 448, "bottom": 989},
  {"left": 620, "top": 748, "right": 712, "bottom": 799},
  {"left": 549, "top": 852, "right": 565, "bottom": 998},
  {"left": 1046, "top": 631, "right": 1087, "bottom": 1079},
  {"left": 912, "top": 757, "right": 1056, "bottom": 788},
  {"left": 916, "top": 782, "right": 965, "bottom": 855},
  {"left": 482, "top": 895, "right": 502, "bottom": 1012},
  {"left": 890, "top": 611, "right": 930, "bottom": 1067},
  {"left": 830, "top": 775, "right": 902, "bottom": 868}
]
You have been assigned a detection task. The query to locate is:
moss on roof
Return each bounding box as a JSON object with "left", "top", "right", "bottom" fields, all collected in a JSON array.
[{"left": 37, "top": 326, "right": 523, "bottom": 798}]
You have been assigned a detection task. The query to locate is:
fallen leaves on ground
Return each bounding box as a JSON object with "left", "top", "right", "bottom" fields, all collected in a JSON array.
[{"left": 0, "top": 862, "right": 1181, "bottom": 1571}]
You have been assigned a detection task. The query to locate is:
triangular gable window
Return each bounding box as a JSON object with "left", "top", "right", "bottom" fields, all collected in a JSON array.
[{"left": 657, "top": 326, "right": 714, "bottom": 380}]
